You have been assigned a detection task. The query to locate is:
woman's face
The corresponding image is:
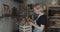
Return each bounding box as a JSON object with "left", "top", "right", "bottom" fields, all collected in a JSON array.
[{"left": 33, "top": 5, "right": 42, "bottom": 14}]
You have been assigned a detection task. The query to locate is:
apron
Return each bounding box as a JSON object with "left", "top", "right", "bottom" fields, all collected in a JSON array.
[{"left": 34, "top": 13, "right": 44, "bottom": 32}]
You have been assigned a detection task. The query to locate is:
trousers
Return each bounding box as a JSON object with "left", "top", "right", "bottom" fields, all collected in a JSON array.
[{"left": 34, "top": 28, "right": 43, "bottom": 32}]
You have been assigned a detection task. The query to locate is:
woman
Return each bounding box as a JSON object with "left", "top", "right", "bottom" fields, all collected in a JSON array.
[{"left": 29, "top": 3, "right": 46, "bottom": 32}]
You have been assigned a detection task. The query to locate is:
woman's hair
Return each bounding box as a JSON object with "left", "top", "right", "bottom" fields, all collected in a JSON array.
[
  {"left": 32, "top": 3, "right": 42, "bottom": 8},
  {"left": 32, "top": 3, "right": 45, "bottom": 12}
]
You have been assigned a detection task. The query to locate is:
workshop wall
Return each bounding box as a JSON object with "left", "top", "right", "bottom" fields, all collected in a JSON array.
[
  {"left": 0, "top": 0, "right": 19, "bottom": 32},
  {"left": 0, "top": 0, "right": 19, "bottom": 16}
]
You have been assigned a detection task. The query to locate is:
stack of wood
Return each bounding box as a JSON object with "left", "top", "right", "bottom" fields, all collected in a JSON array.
[
  {"left": 19, "top": 17, "right": 31, "bottom": 26},
  {"left": 19, "top": 17, "right": 32, "bottom": 32}
]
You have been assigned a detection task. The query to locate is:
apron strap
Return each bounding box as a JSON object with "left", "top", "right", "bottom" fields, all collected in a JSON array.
[{"left": 34, "top": 13, "right": 44, "bottom": 25}]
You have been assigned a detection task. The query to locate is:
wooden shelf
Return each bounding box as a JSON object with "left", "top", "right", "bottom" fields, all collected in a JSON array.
[
  {"left": 49, "top": 19, "right": 60, "bottom": 22},
  {"left": 48, "top": 5, "right": 60, "bottom": 7},
  {"left": 49, "top": 24, "right": 60, "bottom": 28},
  {"left": 49, "top": 26, "right": 60, "bottom": 28},
  {"left": 46, "top": 5, "right": 60, "bottom": 32},
  {"left": 49, "top": 16, "right": 60, "bottom": 18}
]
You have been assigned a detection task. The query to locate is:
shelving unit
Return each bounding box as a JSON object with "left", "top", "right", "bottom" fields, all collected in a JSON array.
[{"left": 47, "top": 5, "right": 60, "bottom": 32}]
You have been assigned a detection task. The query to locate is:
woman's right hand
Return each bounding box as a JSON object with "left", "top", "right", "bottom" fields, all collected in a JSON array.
[{"left": 28, "top": 21, "right": 33, "bottom": 26}]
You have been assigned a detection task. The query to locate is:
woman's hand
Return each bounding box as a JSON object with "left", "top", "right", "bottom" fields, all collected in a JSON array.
[
  {"left": 25, "top": 17, "right": 33, "bottom": 25},
  {"left": 27, "top": 21, "right": 33, "bottom": 26}
]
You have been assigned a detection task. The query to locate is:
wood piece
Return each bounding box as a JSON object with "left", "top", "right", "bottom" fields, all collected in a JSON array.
[{"left": 19, "top": 17, "right": 31, "bottom": 26}]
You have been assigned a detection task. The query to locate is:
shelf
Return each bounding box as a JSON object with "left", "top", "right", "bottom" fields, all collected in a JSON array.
[
  {"left": 48, "top": 5, "right": 60, "bottom": 7},
  {"left": 49, "top": 16, "right": 60, "bottom": 18},
  {"left": 48, "top": 25, "right": 60, "bottom": 28},
  {"left": 49, "top": 19, "right": 60, "bottom": 22}
]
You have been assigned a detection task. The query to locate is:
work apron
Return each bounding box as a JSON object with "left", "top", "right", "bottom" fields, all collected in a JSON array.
[{"left": 33, "top": 13, "right": 44, "bottom": 32}]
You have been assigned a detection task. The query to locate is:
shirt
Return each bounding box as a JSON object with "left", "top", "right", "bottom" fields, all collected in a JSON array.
[
  {"left": 35, "top": 12, "right": 46, "bottom": 26},
  {"left": 36, "top": 15, "right": 46, "bottom": 26},
  {"left": 34, "top": 12, "right": 44, "bottom": 24}
]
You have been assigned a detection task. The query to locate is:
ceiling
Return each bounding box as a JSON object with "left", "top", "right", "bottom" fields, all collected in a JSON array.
[
  {"left": 14, "top": 0, "right": 24, "bottom": 3},
  {"left": 14, "top": 0, "right": 46, "bottom": 5}
]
